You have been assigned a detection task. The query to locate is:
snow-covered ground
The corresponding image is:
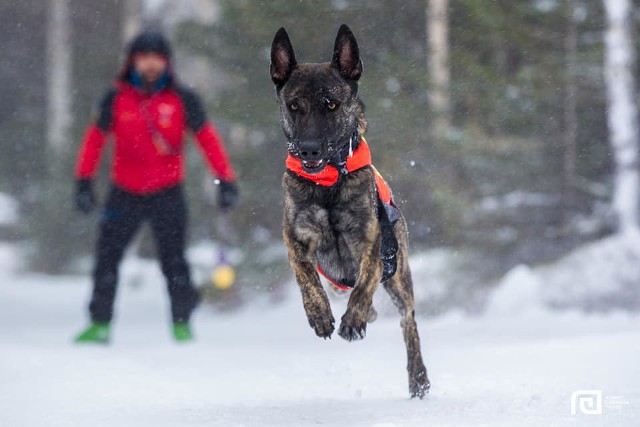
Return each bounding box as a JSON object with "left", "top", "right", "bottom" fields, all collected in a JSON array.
[{"left": 1, "top": 242, "right": 639, "bottom": 426}]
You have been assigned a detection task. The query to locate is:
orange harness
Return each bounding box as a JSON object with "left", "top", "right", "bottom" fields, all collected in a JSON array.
[
  {"left": 285, "top": 137, "right": 393, "bottom": 205},
  {"left": 286, "top": 137, "right": 398, "bottom": 291}
]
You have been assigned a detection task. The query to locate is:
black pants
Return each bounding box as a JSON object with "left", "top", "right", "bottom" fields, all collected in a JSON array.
[{"left": 89, "top": 185, "right": 199, "bottom": 324}]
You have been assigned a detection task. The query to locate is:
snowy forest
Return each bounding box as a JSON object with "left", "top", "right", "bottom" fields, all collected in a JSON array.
[
  {"left": 3, "top": 0, "right": 640, "bottom": 310},
  {"left": 1, "top": 1, "right": 639, "bottom": 426}
]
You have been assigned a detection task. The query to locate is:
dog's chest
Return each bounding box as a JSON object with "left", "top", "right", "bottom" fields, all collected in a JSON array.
[
  {"left": 284, "top": 169, "right": 378, "bottom": 243},
  {"left": 291, "top": 205, "right": 352, "bottom": 243}
]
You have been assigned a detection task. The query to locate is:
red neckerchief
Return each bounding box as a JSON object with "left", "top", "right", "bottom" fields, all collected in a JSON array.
[
  {"left": 286, "top": 137, "right": 371, "bottom": 186},
  {"left": 286, "top": 136, "right": 394, "bottom": 205},
  {"left": 285, "top": 137, "right": 393, "bottom": 205}
]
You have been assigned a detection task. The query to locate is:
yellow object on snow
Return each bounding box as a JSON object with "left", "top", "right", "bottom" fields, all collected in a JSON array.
[{"left": 211, "top": 264, "right": 236, "bottom": 290}]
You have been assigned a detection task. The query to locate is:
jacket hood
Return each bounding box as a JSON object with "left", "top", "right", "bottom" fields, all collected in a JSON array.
[{"left": 118, "top": 30, "right": 175, "bottom": 88}]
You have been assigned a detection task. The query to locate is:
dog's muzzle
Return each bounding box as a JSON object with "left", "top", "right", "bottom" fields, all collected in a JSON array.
[{"left": 296, "top": 140, "right": 327, "bottom": 173}]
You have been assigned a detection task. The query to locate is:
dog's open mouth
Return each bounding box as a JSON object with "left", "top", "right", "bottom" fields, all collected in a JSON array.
[{"left": 301, "top": 159, "right": 327, "bottom": 173}]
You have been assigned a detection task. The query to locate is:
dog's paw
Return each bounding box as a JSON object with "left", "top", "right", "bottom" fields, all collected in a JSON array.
[
  {"left": 337, "top": 313, "right": 367, "bottom": 341},
  {"left": 338, "top": 323, "right": 366, "bottom": 341},
  {"left": 307, "top": 312, "right": 335, "bottom": 339},
  {"left": 302, "top": 292, "right": 335, "bottom": 339},
  {"left": 409, "top": 368, "right": 430, "bottom": 399}
]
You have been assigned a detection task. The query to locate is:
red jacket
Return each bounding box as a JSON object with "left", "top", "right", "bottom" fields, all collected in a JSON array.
[{"left": 75, "top": 80, "right": 235, "bottom": 194}]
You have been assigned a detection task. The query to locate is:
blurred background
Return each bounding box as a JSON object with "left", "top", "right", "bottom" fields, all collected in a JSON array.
[{"left": 1, "top": 0, "right": 639, "bottom": 315}]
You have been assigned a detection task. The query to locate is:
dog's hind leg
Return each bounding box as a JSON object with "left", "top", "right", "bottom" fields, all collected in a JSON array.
[
  {"left": 367, "top": 306, "right": 378, "bottom": 323},
  {"left": 384, "top": 269, "right": 430, "bottom": 398},
  {"left": 383, "top": 224, "right": 430, "bottom": 398}
]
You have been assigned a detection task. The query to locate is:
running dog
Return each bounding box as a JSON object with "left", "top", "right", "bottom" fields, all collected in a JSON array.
[{"left": 270, "top": 24, "right": 430, "bottom": 398}]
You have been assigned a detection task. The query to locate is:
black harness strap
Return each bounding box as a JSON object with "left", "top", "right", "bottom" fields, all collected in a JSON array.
[{"left": 377, "top": 195, "right": 399, "bottom": 283}]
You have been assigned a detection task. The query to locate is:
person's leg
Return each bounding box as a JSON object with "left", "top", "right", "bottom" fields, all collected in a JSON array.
[
  {"left": 148, "top": 186, "right": 199, "bottom": 324},
  {"left": 89, "top": 187, "right": 143, "bottom": 323}
]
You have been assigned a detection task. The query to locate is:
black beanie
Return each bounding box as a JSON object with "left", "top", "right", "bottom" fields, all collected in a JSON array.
[{"left": 127, "top": 30, "right": 172, "bottom": 58}]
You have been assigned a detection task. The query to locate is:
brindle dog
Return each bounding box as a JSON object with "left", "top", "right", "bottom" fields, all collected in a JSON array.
[{"left": 270, "top": 25, "right": 430, "bottom": 399}]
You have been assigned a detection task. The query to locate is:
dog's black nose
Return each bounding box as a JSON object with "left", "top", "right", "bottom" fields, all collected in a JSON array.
[{"left": 299, "top": 140, "right": 323, "bottom": 160}]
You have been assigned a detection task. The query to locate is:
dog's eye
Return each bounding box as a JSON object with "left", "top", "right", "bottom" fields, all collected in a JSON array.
[
  {"left": 326, "top": 100, "right": 338, "bottom": 111},
  {"left": 288, "top": 102, "right": 299, "bottom": 112}
]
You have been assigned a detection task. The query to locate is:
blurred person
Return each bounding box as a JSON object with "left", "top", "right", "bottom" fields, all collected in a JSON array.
[{"left": 73, "top": 30, "right": 239, "bottom": 344}]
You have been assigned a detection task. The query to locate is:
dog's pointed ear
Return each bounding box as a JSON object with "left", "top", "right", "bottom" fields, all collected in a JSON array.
[
  {"left": 270, "top": 27, "right": 297, "bottom": 88},
  {"left": 332, "top": 24, "right": 362, "bottom": 81}
]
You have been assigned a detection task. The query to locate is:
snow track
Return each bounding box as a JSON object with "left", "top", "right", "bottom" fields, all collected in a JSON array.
[{"left": 1, "top": 249, "right": 638, "bottom": 426}]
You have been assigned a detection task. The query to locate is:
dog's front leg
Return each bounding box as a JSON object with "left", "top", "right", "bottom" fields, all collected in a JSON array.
[
  {"left": 284, "top": 229, "right": 335, "bottom": 339},
  {"left": 338, "top": 229, "right": 382, "bottom": 342}
]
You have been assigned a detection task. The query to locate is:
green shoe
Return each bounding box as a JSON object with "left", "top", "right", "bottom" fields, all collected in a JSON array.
[
  {"left": 74, "top": 323, "right": 111, "bottom": 344},
  {"left": 172, "top": 322, "right": 193, "bottom": 342}
]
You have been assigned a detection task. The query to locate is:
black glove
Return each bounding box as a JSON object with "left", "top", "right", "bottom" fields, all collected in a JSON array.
[
  {"left": 75, "top": 179, "right": 96, "bottom": 214},
  {"left": 218, "top": 180, "right": 239, "bottom": 211}
]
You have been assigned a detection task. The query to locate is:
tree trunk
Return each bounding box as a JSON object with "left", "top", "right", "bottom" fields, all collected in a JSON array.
[
  {"left": 46, "top": 0, "right": 72, "bottom": 155},
  {"left": 427, "top": 0, "right": 451, "bottom": 144},
  {"left": 603, "top": 0, "right": 640, "bottom": 233},
  {"left": 121, "top": 0, "right": 143, "bottom": 45},
  {"left": 562, "top": 0, "right": 578, "bottom": 224}
]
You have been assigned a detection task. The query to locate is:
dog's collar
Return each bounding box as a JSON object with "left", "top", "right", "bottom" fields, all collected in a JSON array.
[
  {"left": 328, "top": 130, "right": 361, "bottom": 174},
  {"left": 286, "top": 136, "right": 371, "bottom": 186}
]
